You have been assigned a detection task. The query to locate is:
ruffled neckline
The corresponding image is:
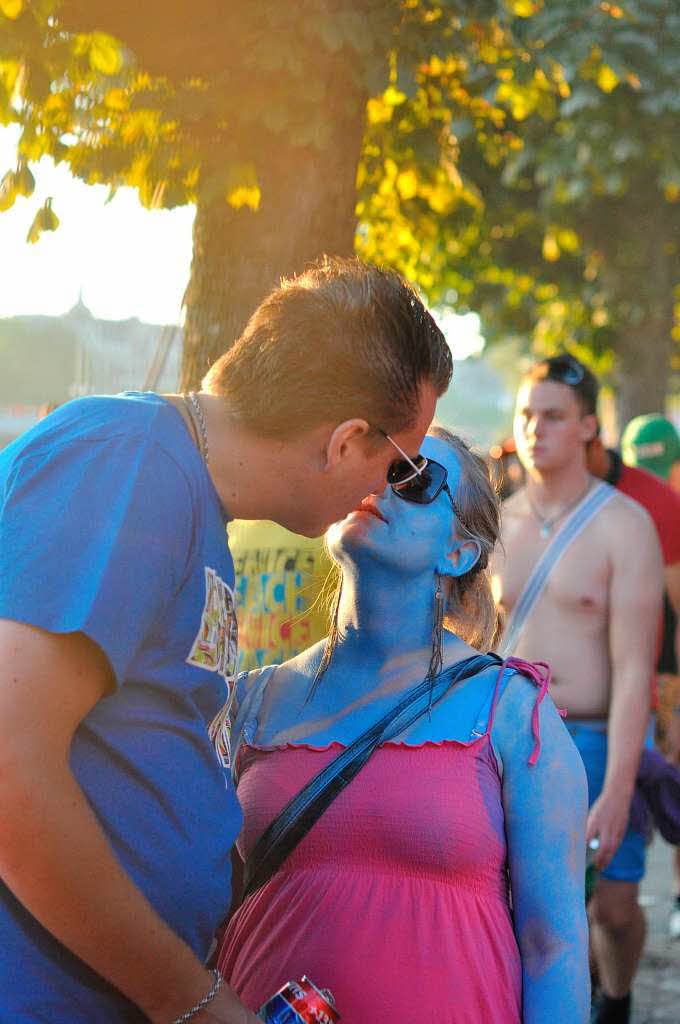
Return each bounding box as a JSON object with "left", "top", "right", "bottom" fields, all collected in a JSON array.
[{"left": 241, "top": 734, "right": 489, "bottom": 754}]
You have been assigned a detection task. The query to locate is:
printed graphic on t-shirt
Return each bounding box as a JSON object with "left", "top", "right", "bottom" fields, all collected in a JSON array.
[
  {"left": 187, "top": 566, "right": 238, "bottom": 679},
  {"left": 187, "top": 567, "right": 239, "bottom": 769}
]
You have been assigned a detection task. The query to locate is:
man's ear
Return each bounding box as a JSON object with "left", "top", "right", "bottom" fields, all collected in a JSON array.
[
  {"left": 436, "top": 538, "right": 481, "bottom": 579},
  {"left": 581, "top": 413, "right": 599, "bottom": 445},
  {"left": 324, "top": 419, "right": 372, "bottom": 471}
]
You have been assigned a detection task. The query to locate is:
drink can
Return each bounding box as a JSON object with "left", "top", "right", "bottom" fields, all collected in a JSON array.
[
  {"left": 258, "top": 975, "right": 340, "bottom": 1023},
  {"left": 585, "top": 836, "right": 600, "bottom": 903}
]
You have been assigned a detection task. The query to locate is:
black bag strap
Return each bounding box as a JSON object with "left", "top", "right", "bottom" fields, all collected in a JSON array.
[{"left": 242, "top": 652, "right": 502, "bottom": 899}]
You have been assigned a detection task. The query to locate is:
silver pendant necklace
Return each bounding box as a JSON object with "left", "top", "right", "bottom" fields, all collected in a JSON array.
[{"left": 527, "top": 479, "right": 592, "bottom": 539}]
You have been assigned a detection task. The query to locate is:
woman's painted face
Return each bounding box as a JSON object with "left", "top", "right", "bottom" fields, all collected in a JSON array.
[{"left": 326, "top": 436, "right": 464, "bottom": 578}]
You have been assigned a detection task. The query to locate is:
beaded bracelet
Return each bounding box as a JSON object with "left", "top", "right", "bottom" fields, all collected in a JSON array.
[{"left": 170, "top": 969, "right": 224, "bottom": 1023}]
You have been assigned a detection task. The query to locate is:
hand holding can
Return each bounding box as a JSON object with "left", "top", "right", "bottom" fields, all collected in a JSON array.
[{"left": 585, "top": 836, "right": 600, "bottom": 903}]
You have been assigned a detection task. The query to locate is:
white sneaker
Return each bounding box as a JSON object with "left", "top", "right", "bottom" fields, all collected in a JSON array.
[{"left": 669, "top": 898, "right": 680, "bottom": 940}]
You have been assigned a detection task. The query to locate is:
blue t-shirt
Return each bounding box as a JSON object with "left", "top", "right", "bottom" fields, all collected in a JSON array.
[{"left": 0, "top": 393, "right": 243, "bottom": 1021}]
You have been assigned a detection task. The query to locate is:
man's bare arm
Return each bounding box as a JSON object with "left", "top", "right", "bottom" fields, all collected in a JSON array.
[
  {"left": 589, "top": 505, "right": 662, "bottom": 867},
  {"left": 0, "top": 620, "right": 256, "bottom": 1024}
]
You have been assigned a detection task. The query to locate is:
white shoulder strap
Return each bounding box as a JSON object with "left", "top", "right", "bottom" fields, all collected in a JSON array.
[{"left": 497, "top": 481, "right": 616, "bottom": 659}]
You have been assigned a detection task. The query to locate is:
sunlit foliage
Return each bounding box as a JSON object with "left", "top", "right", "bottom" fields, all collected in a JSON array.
[
  {"left": 356, "top": 1, "right": 680, "bottom": 410},
  {"left": 1, "top": 1, "right": 678, "bottom": 407}
]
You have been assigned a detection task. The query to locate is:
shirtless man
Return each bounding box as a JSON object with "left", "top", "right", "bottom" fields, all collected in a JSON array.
[{"left": 491, "top": 354, "right": 663, "bottom": 1024}]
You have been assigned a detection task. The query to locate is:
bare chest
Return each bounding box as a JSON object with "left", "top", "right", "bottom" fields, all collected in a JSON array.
[{"left": 498, "top": 519, "right": 610, "bottom": 622}]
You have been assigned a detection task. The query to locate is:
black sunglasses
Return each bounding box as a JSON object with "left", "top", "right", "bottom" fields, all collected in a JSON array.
[
  {"left": 374, "top": 428, "right": 466, "bottom": 523},
  {"left": 389, "top": 457, "right": 465, "bottom": 523},
  {"left": 547, "top": 355, "right": 585, "bottom": 387}
]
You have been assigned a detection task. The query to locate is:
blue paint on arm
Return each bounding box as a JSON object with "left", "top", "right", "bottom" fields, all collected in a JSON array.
[
  {"left": 493, "top": 672, "right": 590, "bottom": 1023},
  {"left": 228, "top": 666, "right": 278, "bottom": 763}
]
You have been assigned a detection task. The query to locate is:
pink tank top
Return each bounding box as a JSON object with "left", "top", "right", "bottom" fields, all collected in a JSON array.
[{"left": 219, "top": 659, "right": 550, "bottom": 1023}]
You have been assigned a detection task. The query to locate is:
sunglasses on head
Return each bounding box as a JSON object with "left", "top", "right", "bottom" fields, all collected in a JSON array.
[
  {"left": 378, "top": 429, "right": 465, "bottom": 522},
  {"left": 546, "top": 355, "right": 585, "bottom": 387}
]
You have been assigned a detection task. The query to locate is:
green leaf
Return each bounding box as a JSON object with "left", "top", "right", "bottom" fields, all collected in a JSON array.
[
  {"left": 89, "top": 33, "right": 124, "bottom": 76},
  {"left": 26, "top": 197, "right": 59, "bottom": 243},
  {"left": 0, "top": 0, "right": 23, "bottom": 20},
  {"left": 26, "top": 209, "right": 42, "bottom": 243},
  {"left": 14, "top": 162, "right": 34, "bottom": 197},
  {"left": 41, "top": 197, "right": 59, "bottom": 230},
  {"left": 0, "top": 169, "right": 16, "bottom": 211}
]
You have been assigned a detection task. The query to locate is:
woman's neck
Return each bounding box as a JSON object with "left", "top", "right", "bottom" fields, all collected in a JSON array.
[{"left": 332, "top": 560, "right": 455, "bottom": 672}]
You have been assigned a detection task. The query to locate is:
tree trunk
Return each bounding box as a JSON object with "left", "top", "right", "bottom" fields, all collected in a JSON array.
[
  {"left": 614, "top": 313, "right": 674, "bottom": 432},
  {"left": 180, "top": 108, "right": 366, "bottom": 390},
  {"left": 586, "top": 196, "right": 677, "bottom": 436}
]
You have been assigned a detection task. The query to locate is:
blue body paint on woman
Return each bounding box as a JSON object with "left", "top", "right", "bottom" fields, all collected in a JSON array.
[{"left": 220, "top": 429, "right": 590, "bottom": 1023}]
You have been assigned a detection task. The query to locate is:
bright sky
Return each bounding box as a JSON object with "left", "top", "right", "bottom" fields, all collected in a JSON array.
[
  {"left": 0, "top": 124, "right": 484, "bottom": 356},
  {"left": 0, "top": 125, "right": 194, "bottom": 324}
]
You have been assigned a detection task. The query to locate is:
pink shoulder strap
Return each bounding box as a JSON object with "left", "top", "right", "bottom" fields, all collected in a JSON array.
[{"left": 486, "top": 657, "right": 564, "bottom": 765}]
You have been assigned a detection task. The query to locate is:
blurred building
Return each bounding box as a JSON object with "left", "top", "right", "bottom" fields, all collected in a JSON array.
[
  {"left": 0, "top": 298, "right": 182, "bottom": 448},
  {"left": 67, "top": 297, "right": 181, "bottom": 397}
]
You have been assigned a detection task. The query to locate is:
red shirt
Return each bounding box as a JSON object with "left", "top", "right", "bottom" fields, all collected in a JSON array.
[
  {"left": 607, "top": 452, "right": 680, "bottom": 700},
  {"left": 612, "top": 459, "right": 680, "bottom": 566}
]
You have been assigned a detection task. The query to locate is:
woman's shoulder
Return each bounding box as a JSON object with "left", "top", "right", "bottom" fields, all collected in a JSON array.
[
  {"left": 235, "top": 641, "right": 327, "bottom": 735},
  {"left": 496, "top": 658, "right": 562, "bottom": 715},
  {"left": 393, "top": 649, "right": 504, "bottom": 747},
  {"left": 235, "top": 663, "right": 278, "bottom": 701},
  {"left": 491, "top": 659, "right": 582, "bottom": 773},
  {"left": 238, "top": 640, "right": 325, "bottom": 692},
  {"left": 493, "top": 662, "right": 549, "bottom": 717},
  {"left": 440, "top": 648, "right": 504, "bottom": 696},
  {"left": 261, "top": 641, "right": 326, "bottom": 698}
]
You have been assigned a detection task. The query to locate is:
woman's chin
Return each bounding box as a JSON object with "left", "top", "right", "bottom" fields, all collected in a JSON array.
[{"left": 326, "top": 516, "right": 380, "bottom": 559}]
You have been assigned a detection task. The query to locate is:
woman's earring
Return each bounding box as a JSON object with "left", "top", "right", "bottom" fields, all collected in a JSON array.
[{"left": 426, "top": 573, "right": 445, "bottom": 713}]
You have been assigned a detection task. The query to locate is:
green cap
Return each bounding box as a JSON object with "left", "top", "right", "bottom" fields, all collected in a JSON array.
[{"left": 621, "top": 414, "right": 680, "bottom": 479}]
